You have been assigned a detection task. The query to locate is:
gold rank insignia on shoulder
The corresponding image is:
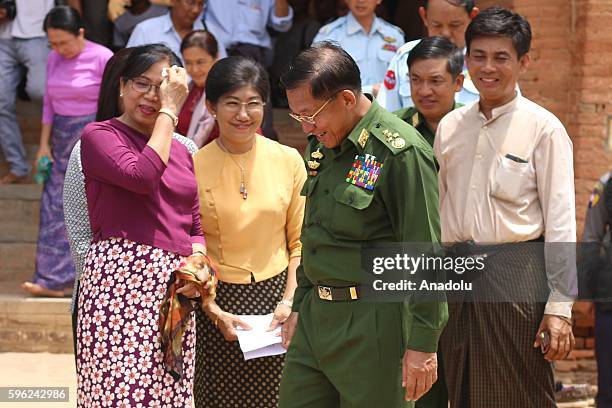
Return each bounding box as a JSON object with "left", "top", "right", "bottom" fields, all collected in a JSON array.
[
  {"left": 358, "top": 129, "right": 369, "bottom": 148},
  {"left": 391, "top": 138, "right": 405, "bottom": 149},
  {"left": 382, "top": 129, "right": 405, "bottom": 149},
  {"left": 411, "top": 112, "right": 420, "bottom": 127},
  {"left": 589, "top": 182, "right": 603, "bottom": 208}
]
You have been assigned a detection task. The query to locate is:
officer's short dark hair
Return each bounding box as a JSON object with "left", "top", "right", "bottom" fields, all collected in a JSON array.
[
  {"left": 205, "top": 56, "right": 270, "bottom": 103},
  {"left": 43, "top": 5, "right": 83, "bottom": 36},
  {"left": 424, "top": 0, "right": 475, "bottom": 14},
  {"left": 465, "top": 7, "right": 532, "bottom": 59},
  {"left": 280, "top": 41, "right": 362, "bottom": 100},
  {"left": 407, "top": 36, "right": 464, "bottom": 78}
]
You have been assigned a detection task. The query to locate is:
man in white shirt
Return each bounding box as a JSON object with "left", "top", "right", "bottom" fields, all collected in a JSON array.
[
  {"left": 0, "top": 0, "right": 54, "bottom": 183},
  {"left": 127, "top": 0, "right": 226, "bottom": 61},
  {"left": 434, "top": 7, "right": 576, "bottom": 407}
]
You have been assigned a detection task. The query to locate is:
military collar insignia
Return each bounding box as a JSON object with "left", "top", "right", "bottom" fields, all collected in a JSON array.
[
  {"left": 357, "top": 129, "right": 369, "bottom": 149},
  {"left": 307, "top": 147, "right": 324, "bottom": 176},
  {"left": 411, "top": 112, "right": 420, "bottom": 128},
  {"left": 312, "top": 148, "right": 324, "bottom": 160},
  {"left": 382, "top": 129, "right": 406, "bottom": 149},
  {"left": 346, "top": 154, "right": 383, "bottom": 191}
]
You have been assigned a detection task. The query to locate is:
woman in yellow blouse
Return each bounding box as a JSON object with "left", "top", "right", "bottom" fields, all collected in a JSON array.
[{"left": 192, "top": 56, "right": 306, "bottom": 407}]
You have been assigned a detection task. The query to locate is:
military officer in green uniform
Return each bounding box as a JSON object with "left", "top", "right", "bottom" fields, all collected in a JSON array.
[
  {"left": 393, "top": 35, "right": 468, "bottom": 408},
  {"left": 278, "top": 41, "right": 447, "bottom": 408},
  {"left": 394, "top": 36, "right": 467, "bottom": 148}
]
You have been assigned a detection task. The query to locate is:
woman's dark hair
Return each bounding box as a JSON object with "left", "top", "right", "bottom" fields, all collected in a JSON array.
[
  {"left": 180, "top": 29, "right": 218, "bottom": 58},
  {"left": 43, "top": 6, "right": 83, "bottom": 36},
  {"left": 119, "top": 43, "right": 183, "bottom": 83},
  {"left": 205, "top": 56, "right": 270, "bottom": 103},
  {"left": 424, "top": 0, "right": 475, "bottom": 14},
  {"left": 465, "top": 7, "right": 532, "bottom": 59},
  {"left": 280, "top": 41, "right": 361, "bottom": 100},
  {"left": 96, "top": 48, "right": 133, "bottom": 121},
  {"left": 407, "top": 36, "right": 464, "bottom": 78}
]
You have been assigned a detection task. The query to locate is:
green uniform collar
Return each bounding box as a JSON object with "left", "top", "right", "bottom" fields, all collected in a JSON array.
[{"left": 395, "top": 102, "right": 462, "bottom": 147}]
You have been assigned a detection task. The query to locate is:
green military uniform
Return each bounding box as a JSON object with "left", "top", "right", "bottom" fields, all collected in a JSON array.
[
  {"left": 394, "top": 103, "right": 462, "bottom": 147},
  {"left": 393, "top": 103, "right": 463, "bottom": 408},
  {"left": 279, "top": 98, "right": 448, "bottom": 408}
]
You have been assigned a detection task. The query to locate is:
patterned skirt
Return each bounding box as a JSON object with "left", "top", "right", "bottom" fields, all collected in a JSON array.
[
  {"left": 77, "top": 237, "right": 196, "bottom": 407},
  {"left": 194, "top": 271, "right": 287, "bottom": 408},
  {"left": 34, "top": 113, "right": 95, "bottom": 290}
]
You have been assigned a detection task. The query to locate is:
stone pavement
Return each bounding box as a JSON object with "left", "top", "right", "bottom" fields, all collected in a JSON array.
[{"left": 0, "top": 352, "right": 76, "bottom": 407}]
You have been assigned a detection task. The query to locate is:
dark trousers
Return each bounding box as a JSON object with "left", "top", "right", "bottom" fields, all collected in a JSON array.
[
  {"left": 596, "top": 305, "right": 612, "bottom": 407},
  {"left": 227, "top": 43, "right": 278, "bottom": 141}
]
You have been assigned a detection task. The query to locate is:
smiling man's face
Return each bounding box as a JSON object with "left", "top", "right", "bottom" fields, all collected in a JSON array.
[
  {"left": 467, "top": 36, "right": 528, "bottom": 108},
  {"left": 286, "top": 85, "right": 354, "bottom": 149},
  {"left": 410, "top": 57, "right": 463, "bottom": 124}
]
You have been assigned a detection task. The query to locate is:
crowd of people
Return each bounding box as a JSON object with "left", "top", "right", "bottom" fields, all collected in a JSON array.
[{"left": 0, "top": 0, "right": 610, "bottom": 407}]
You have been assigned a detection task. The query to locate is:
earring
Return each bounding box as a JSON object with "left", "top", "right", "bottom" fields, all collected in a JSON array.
[{"left": 120, "top": 92, "right": 124, "bottom": 97}]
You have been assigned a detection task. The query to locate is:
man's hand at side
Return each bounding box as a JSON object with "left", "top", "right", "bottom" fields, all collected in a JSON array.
[
  {"left": 281, "top": 312, "right": 299, "bottom": 349},
  {"left": 534, "top": 314, "right": 575, "bottom": 361},
  {"left": 402, "top": 349, "right": 438, "bottom": 401}
]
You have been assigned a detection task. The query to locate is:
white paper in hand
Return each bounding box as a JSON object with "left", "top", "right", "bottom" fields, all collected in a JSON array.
[{"left": 235, "top": 314, "right": 286, "bottom": 361}]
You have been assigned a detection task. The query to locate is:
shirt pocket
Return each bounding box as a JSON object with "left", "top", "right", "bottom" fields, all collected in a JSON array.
[
  {"left": 490, "top": 155, "right": 532, "bottom": 203},
  {"left": 330, "top": 184, "right": 375, "bottom": 238}
]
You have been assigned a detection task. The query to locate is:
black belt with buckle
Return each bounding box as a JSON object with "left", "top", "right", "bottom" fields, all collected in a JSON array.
[{"left": 315, "top": 285, "right": 360, "bottom": 301}]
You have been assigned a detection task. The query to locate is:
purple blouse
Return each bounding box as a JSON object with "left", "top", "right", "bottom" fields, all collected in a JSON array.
[
  {"left": 80, "top": 118, "right": 204, "bottom": 256},
  {"left": 42, "top": 40, "right": 113, "bottom": 124}
]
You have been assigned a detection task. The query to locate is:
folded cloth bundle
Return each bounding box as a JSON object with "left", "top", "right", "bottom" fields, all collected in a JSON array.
[{"left": 159, "top": 253, "right": 217, "bottom": 380}]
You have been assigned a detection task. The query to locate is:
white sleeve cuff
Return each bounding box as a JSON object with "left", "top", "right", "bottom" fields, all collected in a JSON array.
[{"left": 544, "top": 290, "right": 574, "bottom": 318}]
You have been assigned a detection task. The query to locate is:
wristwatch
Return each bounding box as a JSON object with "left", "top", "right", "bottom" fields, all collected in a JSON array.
[{"left": 158, "top": 108, "right": 178, "bottom": 127}]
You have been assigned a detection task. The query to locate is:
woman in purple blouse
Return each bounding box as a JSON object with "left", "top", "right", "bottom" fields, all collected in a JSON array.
[
  {"left": 76, "top": 44, "right": 208, "bottom": 406},
  {"left": 23, "top": 6, "right": 113, "bottom": 297}
]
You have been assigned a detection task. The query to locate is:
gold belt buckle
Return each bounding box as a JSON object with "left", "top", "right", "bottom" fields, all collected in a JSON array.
[{"left": 318, "top": 286, "right": 333, "bottom": 301}]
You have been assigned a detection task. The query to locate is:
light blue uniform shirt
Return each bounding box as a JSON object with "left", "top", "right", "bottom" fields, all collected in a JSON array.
[
  {"left": 204, "top": 0, "right": 293, "bottom": 50},
  {"left": 127, "top": 12, "right": 227, "bottom": 63},
  {"left": 377, "top": 39, "right": 479, "bottom": 112},
  {"left": 313, "top": 13, "right": 404, "bottom": 93}
]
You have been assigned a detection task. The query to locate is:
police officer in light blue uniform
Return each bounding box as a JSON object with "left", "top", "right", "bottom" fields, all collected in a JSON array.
[
  {"left": 377, "top": 0, "right": 480, "bottom": 111},
  {"left": 312, "top": 0, "right": 404, "bottom": 95}
]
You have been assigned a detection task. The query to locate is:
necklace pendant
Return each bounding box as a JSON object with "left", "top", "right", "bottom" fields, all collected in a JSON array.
[{"left": 240, "top": 182, "right": 247, "bottom": 200}]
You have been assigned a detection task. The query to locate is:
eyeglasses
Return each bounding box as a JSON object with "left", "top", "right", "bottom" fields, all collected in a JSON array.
[
  {"left": 220, "top": 100, "right": 266, "bottom": 113},
  {"left": 129, "top": 77, "right": 161, "bottom": 95},
  {"left": 288, "top": 95, "right": 335, "bottom": 125}
]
